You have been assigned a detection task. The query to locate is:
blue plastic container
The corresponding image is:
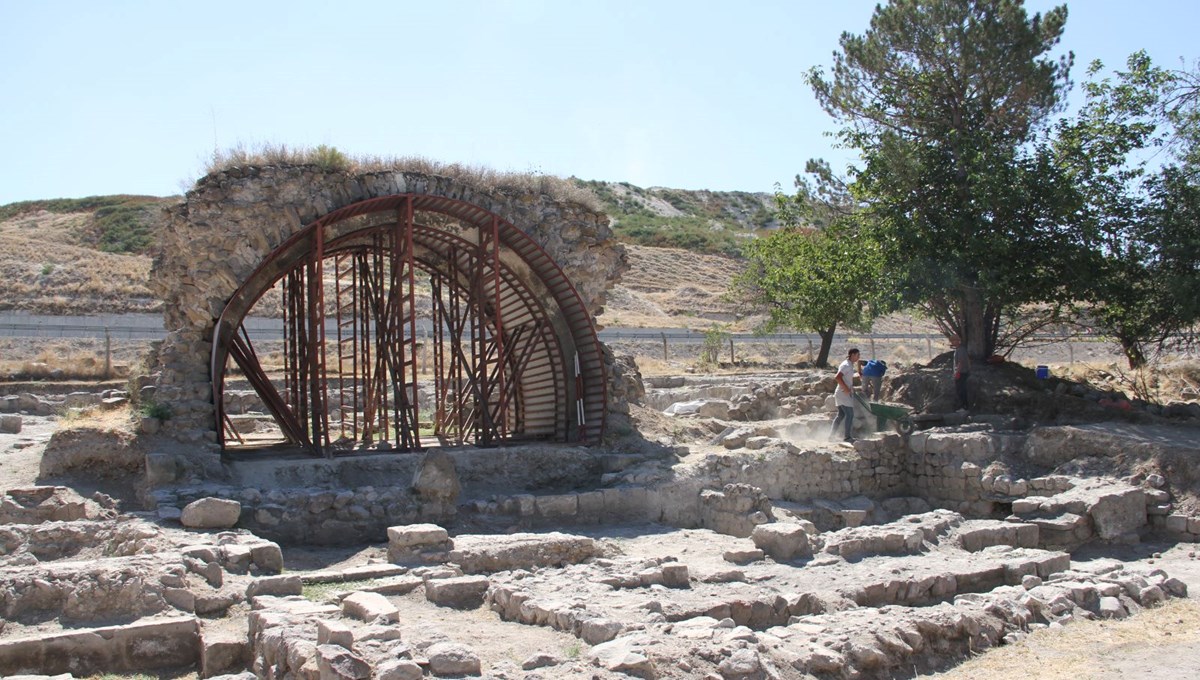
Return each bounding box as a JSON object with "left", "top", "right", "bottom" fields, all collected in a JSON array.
[{"left": 1036, "top": 365, "right": 1050, "bottom": 379}]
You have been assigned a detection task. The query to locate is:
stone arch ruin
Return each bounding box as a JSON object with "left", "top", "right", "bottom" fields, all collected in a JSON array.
[{"left": 150, "top": 164, "right": 626, "bottom": 457}]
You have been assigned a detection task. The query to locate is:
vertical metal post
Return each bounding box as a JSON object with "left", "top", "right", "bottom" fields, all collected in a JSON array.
[
  {"left": 405, "top": 197, "right": 421, "bottom": 449},
  {"left": 104, "top": 328, "right": 112, "bottom": 379},
  {"left": 489, "top": 215, "right": 507, "bottom": 439}
]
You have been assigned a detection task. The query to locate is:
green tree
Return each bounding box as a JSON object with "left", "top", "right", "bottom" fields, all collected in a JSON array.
[
  {"left": 734, "top": 161, "right": 892, "bottom": 366},
  {"left": 735, "top": 224, "right": 886, "bottom": 367},
  {"left": 807, "top": 0, "right": 1078, "bottom": 360},
  {"left": 1057, "top": 53, "right": 1200, "bottom": 367}
]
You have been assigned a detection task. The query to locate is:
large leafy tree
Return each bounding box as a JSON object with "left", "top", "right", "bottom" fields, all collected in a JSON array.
[
  {"left": 807, "top": 0, "right": 1078, "bottom": 360},
  {"left": 733, "top": 160, "right": 892, "bottom": 367},
  {"left": 1057, "top": 53, "right": 1200, "bottom": 366}
]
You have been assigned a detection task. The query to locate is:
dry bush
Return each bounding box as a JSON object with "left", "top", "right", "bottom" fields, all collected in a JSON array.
[{"left": 201, "top": 143, "right": 600, "bottom": 210}]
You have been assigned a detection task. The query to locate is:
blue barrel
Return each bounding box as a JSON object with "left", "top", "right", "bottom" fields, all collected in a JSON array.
[{"left": 1036, "top": 365, "right": 1049, "bottom": 379}]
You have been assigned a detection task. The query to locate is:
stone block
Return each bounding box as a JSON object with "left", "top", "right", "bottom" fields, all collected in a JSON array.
[
  {"left": 590, "top": 637, "right": 654, "bottom": 677},
  {"left": 447, "top": 532, "right": 598, "bottom": 574},
  {"left": 377, "top": 659, "right": 424, "bottom": 680},
  {"left": 341, "top": 591, "right": 399, "bottom": 623},
  {"left": 201, "top": 625, "right": 250, "bottom": 677},
  {"left": 536, "top": 494, "right": 579, "bottom": 518},
  {"left": 411, "top": 450, "right": 460, "bottom": 504},
  {"left": 250, "top": 543, "right": 284, "bottom": 573},
  {"left": 424, "top": 575, "right": 490, "bottom": 609},
  {"left": 145, "top": 453, "right": 181, "bottom": 486},
  {"left": 0, "top": 413, "right": 22, "bottom": 434},
  {"left": 1099, "top": 596, "right": 1125, "bottom": 618},
  {"left": 662, "top": 563, "right": 690, "bottom": 588},
  {"left": 387, "top": 523, "right": 452, "bottom": 563},
  {"left": 1088, "top": 487, "right": 1146, "bottom": 540},
  {"left": 1164, "top": 514, "right": 1189, "bottom": 533},
  {"left": 317, "top": 620, "right": 355, "bottom": 648},
  {"left": 577, "top": 490, "right": 604, "bottom": 520},
  {"left": 181, "top": 498, "right": 242, "bottom": 529},
  {"left": 246, "top": 575, "right": 302, "bottom": 598},
  {"left": 724, "top": 548, "right": 764, "bottom": 564},
  {"left": 580, "top": 617, "right": 624, "bottom": 644},
  {"left": 316, "top": 644, "right": 370, "bottom": 680},
  {"left": 426, "top": 642, "right": 482, "bottom": 677},
  {"left": 751, "top": 523, "right": 812, "bottom": 562},
  {"left": 388, "top": 523, "right": 450, "bottom": 548}
]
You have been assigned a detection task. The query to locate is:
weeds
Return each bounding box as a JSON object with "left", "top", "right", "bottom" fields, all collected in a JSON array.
[
  {"left": 699, "top": 325, "right": 731, "bottom": 368},
  {"left": 301, "top": 578, "right": 373, "bottom": 603},
  {"left": 139, "top": 399, "right": 172, "bottom": 420}
]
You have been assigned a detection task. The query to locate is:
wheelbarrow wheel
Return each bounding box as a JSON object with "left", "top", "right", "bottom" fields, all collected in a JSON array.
[{"left": 894, "top": 418, "right": 914, "bottom": 436}]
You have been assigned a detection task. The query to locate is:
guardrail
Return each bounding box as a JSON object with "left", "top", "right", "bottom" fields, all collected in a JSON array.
[{"left": 0, "top": 321, "right": 1114, "bottom": 344}]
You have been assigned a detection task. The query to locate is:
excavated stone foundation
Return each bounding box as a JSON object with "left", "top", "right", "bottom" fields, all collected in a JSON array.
[{"left": 4, "top": 366, "right": 1200, "bottom": 679}]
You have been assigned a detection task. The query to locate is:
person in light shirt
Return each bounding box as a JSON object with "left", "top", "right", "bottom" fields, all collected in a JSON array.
[{"left": 829, "top": 348, "right": 860, "bottom": 443}]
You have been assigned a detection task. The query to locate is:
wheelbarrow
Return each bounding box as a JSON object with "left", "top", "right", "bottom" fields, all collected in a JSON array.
[{"left": 854, "top": 392, "right": 915, "bottom": 436}]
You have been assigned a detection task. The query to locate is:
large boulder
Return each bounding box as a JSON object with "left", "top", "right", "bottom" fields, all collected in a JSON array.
[
  {"left": 412, "top": 450, "right": 460, "bottom": 504},
  {"left": 180, "top": 498, "right": 242, "bottom": 529},
  {"left": 751, "top": 523, "right": 814, "bottom": 562}
]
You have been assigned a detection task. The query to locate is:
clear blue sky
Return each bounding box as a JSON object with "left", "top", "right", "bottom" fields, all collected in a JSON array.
[{"left": 1, "top": 0, "right": 1196, "bottom": 204}]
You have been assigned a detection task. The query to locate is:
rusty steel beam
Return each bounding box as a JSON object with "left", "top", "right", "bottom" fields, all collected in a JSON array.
[{"left": 214, "top": 195, "right": 606, "bottom": 455}]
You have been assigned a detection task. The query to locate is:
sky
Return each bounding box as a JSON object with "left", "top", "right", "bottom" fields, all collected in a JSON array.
[{"left": 1, "top": 0, "right": 1197, "bottom": 205}]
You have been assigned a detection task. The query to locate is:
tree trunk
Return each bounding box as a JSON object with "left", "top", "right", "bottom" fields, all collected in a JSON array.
[
  {"left": 962, "top": 287, "right": 988, "bottom": 362},
  {"left": 1118, "top": 333, "right": 1147, "bottom": 369},
  {"left": 816, "top": 325, "right": 836, "bottom": 367}
]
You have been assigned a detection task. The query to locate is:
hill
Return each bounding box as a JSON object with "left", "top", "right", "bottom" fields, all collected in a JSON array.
[
  {"left": 0, "top": 187, "right": 759, "bottom": 325},
  {"left": 0, "top": 196, "right": 169, "bottom": 315},
  {"left": 571, "top": 179, "right": 777, "bottom": 256}
]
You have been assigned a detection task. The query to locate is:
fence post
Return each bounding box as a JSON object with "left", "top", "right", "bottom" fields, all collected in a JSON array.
[
  {"left": 104, "top": 327, "right": 112, "bottom": 379},
  {"left": 1069, "top": 342, "right": 1074, "bottom": 366},
  {"left": 729, "top": 336, "right": 735, "bottom": 364},
  {"left": 926, "top": 335, "right": 933, "bottom": 360},
  {"left": 869, "top": 337, "right": 876, "bottom": 359},
  {"left": 661, "top": 332, "right": 668, "bottom": 361},
  {"left": 807, "top": 339, "right": 814, "bottom": 363}
]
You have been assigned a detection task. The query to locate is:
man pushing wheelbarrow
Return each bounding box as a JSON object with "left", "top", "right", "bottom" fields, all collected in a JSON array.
[{"left": 829, "top": 348, "right": 914, "bottom": 442}]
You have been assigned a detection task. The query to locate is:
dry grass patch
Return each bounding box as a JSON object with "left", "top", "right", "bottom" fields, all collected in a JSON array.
[
  {"left": 0, "top": 344, "right": 132, "bottom": 381},
  {"left": 1058, "top": 357, "right": 1200, "bottom": 405},
  {"left": 59, "top": 403, "right": 136, "bottom": 432},
  {"left": 201, "top": 143, "right": 600, "bottom": 210},
  {"left": 934, "top": 598, "right": 1200, "bottom": 679},
  {"left": 0, "top": 231, "right": 154, "bottom": 314}
]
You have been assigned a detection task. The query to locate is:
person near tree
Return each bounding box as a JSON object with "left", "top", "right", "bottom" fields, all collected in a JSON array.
[{"left": 829, "top": 348, "right": 861, "bottom": 443}]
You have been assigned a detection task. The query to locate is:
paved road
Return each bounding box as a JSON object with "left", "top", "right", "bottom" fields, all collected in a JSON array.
[{"left": 0, "top": 312, "right": 942, "bottom": 343}]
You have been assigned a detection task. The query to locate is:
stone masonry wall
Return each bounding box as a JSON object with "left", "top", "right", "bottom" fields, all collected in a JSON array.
[{"left": 149, "top": 165, "right": 627, "bottom": 454}]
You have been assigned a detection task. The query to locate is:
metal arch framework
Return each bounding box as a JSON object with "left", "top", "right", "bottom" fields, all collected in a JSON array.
[{"left": 211, "top": 194, "right": 608, "bottom": 454}]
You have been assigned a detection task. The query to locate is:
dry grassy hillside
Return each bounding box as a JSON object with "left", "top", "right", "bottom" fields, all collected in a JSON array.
[
  {"left": 600, "top": 245, "right": 749, "bottom": 328},
  {"left": 0, "top": 206, "right": 755, "bottom": 326},
  {"left": 0, "top": 219, "right": 156, "bottom": 314}
]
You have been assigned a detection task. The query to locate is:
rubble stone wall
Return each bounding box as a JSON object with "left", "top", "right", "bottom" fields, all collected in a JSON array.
[{"left": 149, "top": 164, "right": 627, "bottom": 452}]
